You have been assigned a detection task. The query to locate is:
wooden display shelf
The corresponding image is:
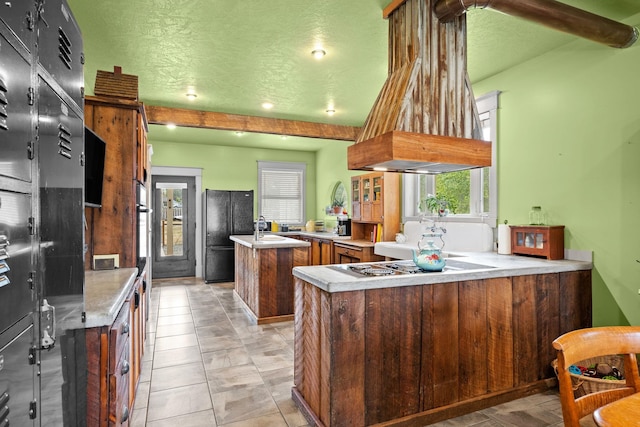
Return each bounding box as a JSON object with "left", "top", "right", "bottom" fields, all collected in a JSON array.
[{"left": 510, "top": 225, "right": 565, "bottom": 260}]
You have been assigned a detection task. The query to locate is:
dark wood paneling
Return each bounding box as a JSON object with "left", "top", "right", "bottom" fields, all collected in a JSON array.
[
  {"left": 536, "top": 273, "right": 560, "bottom": 380},
  {"left": 236, "top": 244, "right": 307, "bottom": 321},
  {"left": 365, "top": 286, "right": 422, "bottom": 424},
  {"left": 84, "top": 99, "right": 139, "bottom": 269},
  {"left": 486, "top": 277, "right": 514, "bottom": 392},
  {"left": 327, "top": 291, "right": 366, "bottom": 426},
  {"left": 559, "top": 270, "right": 592, "bottom": 334},
  {"left": 302, "top": 283, "right": 322, "bottom": 419},
  {"left": 429, "top": 282, "right": 459, "bottom": 408},
  {"left": 513, "top": 275, "right": 538, "bottom": 386},
  {"left": 293, "top": 279, "right": 305, "bottom": 389},
  {"left": 293, "top": 270, "right": 592, "bottom": 427},
  {"left": 459, "top": 280, "right": 488, "bottom": 400}
]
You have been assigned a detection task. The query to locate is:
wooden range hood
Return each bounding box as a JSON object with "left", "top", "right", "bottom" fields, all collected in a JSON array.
[{"left": 349, "top": 0, "right": 638, "bottom": 174}]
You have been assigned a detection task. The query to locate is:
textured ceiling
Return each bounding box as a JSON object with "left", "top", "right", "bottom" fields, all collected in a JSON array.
[{"left": 66, "top": 0, "right": 640, "bottom": 152}]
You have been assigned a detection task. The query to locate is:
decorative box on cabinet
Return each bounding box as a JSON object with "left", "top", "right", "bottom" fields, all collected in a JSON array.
[{"left": 510, "top": 225, "right": 565, "bottom": 260}]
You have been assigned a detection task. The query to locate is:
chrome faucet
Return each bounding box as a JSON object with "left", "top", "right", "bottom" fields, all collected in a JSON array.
[{"left": 255, "top": 215, "right": 266, "bottom": 240}]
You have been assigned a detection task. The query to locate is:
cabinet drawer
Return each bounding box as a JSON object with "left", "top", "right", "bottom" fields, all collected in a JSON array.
[
  {"left": 109, "top": 303, "right": 130, "bottom": 371},
  {"left": 109, "top": 343, "right": 130, "bottom": 427},
  {"left": 334, "top": 243, "right": 363, "bottom": 258}
]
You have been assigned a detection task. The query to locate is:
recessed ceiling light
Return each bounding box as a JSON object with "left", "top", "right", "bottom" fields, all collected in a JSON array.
[
  {"left": 166, "top": 123, "right": 177, "bottom": 130},
  {"left": 262, "top": 102, "right": 274, "bottom": 110},
  {"left": 235, "top": 131, "right": 244, "bottom": 136},
  {"left": 373, "top": 167, "right": 388, "bottom": 172},
  {"left": 312, "top": 49, "right": 326, "bottom": 59},
  {"left": 281, "top": 135, "right": 288, "bottom": 140},
  {"left": 186, "top": 92, "right": 197, "bottom": 100},
  {"left": 326, "top": 108, "right": 336, "bottom": 116}
]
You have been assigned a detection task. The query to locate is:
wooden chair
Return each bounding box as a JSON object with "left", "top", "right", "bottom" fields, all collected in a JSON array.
[{"left": 552, "top": 326, "right": 640, "bottom": 426}]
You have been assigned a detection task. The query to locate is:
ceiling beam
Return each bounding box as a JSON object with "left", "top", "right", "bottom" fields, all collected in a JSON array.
[
  {"left": 383, "top": 0, "right": 408, "bottom": 19},
  {"left": 145, "top": 105, "right": 360, "bottom": 141}
]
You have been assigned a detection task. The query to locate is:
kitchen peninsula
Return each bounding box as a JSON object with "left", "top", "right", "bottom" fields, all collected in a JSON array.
[
  {"left": 291, "top": 253, "right": 592, "bottom": 426},
  {"left": 231, "top": 235, "right": 310, "bottom": 323}
]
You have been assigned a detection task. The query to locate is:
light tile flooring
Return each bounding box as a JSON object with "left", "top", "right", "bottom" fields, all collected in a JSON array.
[{"left": 130, "top": 276, "right": 594, "bottom": 427}]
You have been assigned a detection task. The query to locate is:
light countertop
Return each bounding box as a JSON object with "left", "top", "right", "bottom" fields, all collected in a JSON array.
[
  {"left": 272, "top": 231, "right": 352, "bottom": 241},
  {"left": 231, "top": 234, "right": 310, "bottom": 249},
  {"left": 292, "top": 252, "right": 592, "bottom": 293},
  {"left": 84, "top": 268, "right": 138, "bottom": 328}
]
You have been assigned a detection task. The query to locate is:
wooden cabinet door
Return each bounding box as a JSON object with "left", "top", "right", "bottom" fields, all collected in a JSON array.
[
  {"left": 309, "top": 238, "right": 333, "bottom": 265},
  {"left": 320, "top": 239, "right": 333, "bottom": 264},
  {"left": 371, "top": 174, "right": 383, "bottom": 222},
  {"left": 361, "top": 175, "right": 372, "bottom": 221},
  {"left": 351, "top": 177, "right": 361, "bottom": 221}
]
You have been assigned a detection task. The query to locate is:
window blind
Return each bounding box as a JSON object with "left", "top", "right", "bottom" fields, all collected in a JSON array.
[{"left": 258, "top": 161, "right": 306, "bottom": 224}]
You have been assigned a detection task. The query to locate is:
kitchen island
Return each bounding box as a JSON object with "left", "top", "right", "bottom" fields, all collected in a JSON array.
[
  {"left": 291, "top": 253, "right": 592, "bottom": 426},
  {"left": 231, "top": 235, "right": 310, "bottom": 324}
]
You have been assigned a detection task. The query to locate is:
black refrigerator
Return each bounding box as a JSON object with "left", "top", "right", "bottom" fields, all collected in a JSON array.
[{"left": 203, "top": 190, "right": 254, "bottom": 282}]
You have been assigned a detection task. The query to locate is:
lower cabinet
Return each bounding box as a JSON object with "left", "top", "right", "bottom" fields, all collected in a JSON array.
[
  {"left": 301, "top": 237, "right": 333, "bottom": 265},
  {"left": 334, "top": 241, "right": 383, "bottom": 264},
  {"left": 86, "top": 277, "right": 146, "bottom": 427},
  {"left": 108, "top": 306, "right": 131, "bottom": 427}
]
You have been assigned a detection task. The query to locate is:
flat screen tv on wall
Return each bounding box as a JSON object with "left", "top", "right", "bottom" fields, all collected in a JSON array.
[{"left": 84, "top": 127, "right": 106, "bottom": 208}]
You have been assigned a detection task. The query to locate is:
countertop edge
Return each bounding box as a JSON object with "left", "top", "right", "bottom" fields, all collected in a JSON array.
[
  {"left": 231, "top": 234, "right": 311, "bottom": 249},
  {"left": 293, "top": 254, "right": 592, "bottom": 293},
  {"left": 84, "top": 268, "right": 139, "bottom": 328}
]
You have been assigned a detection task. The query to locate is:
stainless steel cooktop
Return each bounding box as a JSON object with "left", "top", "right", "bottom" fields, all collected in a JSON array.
[{"left": 331, "top": 259, "right": 495, "bottom": 277}]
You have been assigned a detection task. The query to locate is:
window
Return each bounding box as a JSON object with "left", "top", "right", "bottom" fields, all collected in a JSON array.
[
  {"left": 258, "top": 161, "right": 306, "bottom": 225},
  {"left": 403, "top": 91, "right": 500, "bottom": 225}
]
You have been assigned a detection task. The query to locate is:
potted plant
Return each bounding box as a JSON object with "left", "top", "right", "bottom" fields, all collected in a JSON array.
[
  {"left": 332, "top": 196, "right": 345, "bottom": 214},
  {"left": 419, "top": 194, "right": 449, "bottom": 217}
]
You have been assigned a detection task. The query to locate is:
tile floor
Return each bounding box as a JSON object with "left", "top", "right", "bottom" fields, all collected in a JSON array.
[{"left": 130, "top": 276, "right": 595, "bottom": 427}]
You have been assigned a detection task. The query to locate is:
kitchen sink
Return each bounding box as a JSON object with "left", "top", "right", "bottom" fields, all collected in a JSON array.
[
  {"left": 443, "top": 259, "right": 495, "bottom": 271},
  {"left": 257, "top": 235, "right": 286, "bottom": 241}
]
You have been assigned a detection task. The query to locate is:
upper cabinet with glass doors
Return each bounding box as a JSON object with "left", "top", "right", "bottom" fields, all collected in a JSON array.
[{"left": 351, "top": 177, "right": 361, "bottom": 220}]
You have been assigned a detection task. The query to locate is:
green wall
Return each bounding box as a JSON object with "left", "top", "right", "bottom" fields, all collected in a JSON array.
[
  {"left": 150, "top": 13, "right": 640, "bottom": 327},
  {"left": 150, "top": 140, "right": 318, "bottom": 221},
  {"left": 315, "top": 141, "right": 363, "bottom": 218},
  {"left": 474, "top": 13, "right": 640, "bottom": 327}
]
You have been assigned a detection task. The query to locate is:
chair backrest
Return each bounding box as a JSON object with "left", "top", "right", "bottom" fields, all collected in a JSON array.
[{"left": 552, "top": 326, "right": 640, "bottom": 426}]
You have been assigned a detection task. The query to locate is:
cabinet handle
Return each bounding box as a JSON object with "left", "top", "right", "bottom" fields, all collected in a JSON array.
[
  {"left": 121, "top": 406, "right": 129, "bottom": 423},
  {"left": 121, "top": 360, "right": 130, "bottom": 375},
  {"left": 121, "top": 322, "right": 129, "bottom": 335},
  {"left": 134, "top": 291, "right": 140, "bottom": 309}
]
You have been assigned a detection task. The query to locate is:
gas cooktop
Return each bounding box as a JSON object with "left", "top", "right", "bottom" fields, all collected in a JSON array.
[
  {"left": 332, "top": 261, "right": 434, "bottom": 277},
  {"left": 331, "top": 259, "right": 495, "bottom": 277}
]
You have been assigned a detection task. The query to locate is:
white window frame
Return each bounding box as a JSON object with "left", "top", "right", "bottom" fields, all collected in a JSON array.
[
  {"left": 402, "top": 90, "right": 500, "bottom": 226},
  {"left": 257, "top": 161, "right": 306, "bottom": 225}
]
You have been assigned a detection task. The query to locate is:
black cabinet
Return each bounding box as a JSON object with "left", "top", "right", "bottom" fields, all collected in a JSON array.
[
  {"left": 0, "top": 30, "right": 34, "bottom": 182},
  {"left": 0, "top": 0, "right": 85, "bottom": 424},
  {"left": 0, "top": 319, "right": 38, "bottom": 427}
]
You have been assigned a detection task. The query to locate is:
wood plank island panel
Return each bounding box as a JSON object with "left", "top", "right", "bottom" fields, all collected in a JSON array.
[
  {"left": 234, "top": 242, "right": 309, "bottom": 324},
  {"left": 292, "top": 271, "right": 592, "bottom": 426}
]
